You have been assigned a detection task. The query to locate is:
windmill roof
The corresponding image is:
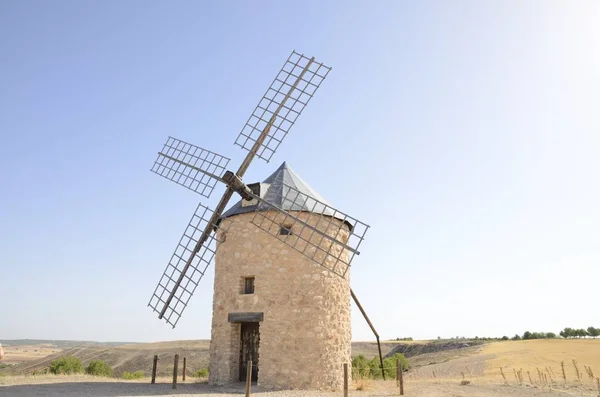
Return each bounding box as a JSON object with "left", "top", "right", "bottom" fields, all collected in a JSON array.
[{"left": 220, "top": 161, "right": 341, "bottom": 221}]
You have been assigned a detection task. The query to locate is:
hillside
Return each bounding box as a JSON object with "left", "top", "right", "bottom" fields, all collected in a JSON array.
[
  {"left": 3, "top": 338, "right": 485, "bottom": 379},
  {"left": 0, "top": 340, "right": 133, "bottom": 348},
  {"left": 5, "top": 338, "right": 600, "bottom": 386},
  {"left": 4, "top": 341, "right": 211, "bottom": 378}
]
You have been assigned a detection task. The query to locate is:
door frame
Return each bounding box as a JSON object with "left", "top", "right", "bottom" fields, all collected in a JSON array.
[{"left": 239, "top": 321, "right": 260, "bottom": 382}]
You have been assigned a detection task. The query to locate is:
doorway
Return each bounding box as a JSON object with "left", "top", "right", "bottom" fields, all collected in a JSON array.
[{"left": 239, "top": 322, "right": 260, "bottom": 382}]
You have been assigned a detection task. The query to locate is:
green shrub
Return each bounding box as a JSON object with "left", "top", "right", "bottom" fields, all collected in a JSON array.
[
  {"left": 351, "top": 355, "right": 370, "bottom": 378},
  {"left": 122, "top": 371, "right": 145, "bottom": 380},
  {"left": 85, "top": 360, "right": 113, "bottom": 377},
  {"left": 352, "top": 353, "right": 410, "bottom": 380},
  {"left": 387, "top": 353, "right": 411, "bottom": 372},
  {"left": 193, "top": 368, "right": 209, "bottom": 378},
  {"left": 49, "top": 356, "right": 83, "bottom": 375}
]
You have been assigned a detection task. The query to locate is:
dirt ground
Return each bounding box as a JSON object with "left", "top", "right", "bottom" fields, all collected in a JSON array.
[
  {"left": 1, "top": 375, "right": 598, "bottom": 397},
  {"left": 3, "top": 340, "right": 600, "bottom": 396}
]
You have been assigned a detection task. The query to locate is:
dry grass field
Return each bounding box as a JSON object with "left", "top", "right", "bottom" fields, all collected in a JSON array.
[
  {"left": 0, "top": 344, "right": 61, "bottom": 365},
  {"left": 405, "top": 339, "right": 600, "bottom": 393},
  {"left": 484, "top": 339, "right": 600, "bottom": 381}
]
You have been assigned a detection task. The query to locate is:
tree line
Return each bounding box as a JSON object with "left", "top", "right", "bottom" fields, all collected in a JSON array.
[
  {"left": 393, "top": 326, "right": 600, "bottom": 342},
  {"left": 500, "top": 326, "right": 599, "bottom": 340},
  {"left": 559, "top": 327, "right": 600, "bottom": 338}
]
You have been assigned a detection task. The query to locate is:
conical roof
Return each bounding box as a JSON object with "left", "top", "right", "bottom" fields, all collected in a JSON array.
[{"left": 220, "top": 161, "right": 338, "bottom": 220}]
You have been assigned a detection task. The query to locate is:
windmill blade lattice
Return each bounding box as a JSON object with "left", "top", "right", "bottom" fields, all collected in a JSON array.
[
  {"left": 148, "top": 50, "right": 334, "bottom": 328},
  {"left": 151, "top": 136, "right": 231, "bottom": 198},
  {"left": 148, "top": 203, "right": 225, "bottom": 328},
  {"left": 249, "top": 183, "right": 369, "bottom": 278},
  {"left": 234, "top": 51, "right": 331, "bottom": 163}
]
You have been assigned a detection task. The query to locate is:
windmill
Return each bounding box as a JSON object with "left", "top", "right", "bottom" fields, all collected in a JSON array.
[{"left": 147, "top": 51, "right": 385, "bottom": 389}]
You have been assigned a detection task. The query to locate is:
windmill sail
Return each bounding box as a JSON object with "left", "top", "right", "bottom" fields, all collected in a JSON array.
[
  {"left": 151, "top": 136, "right": 230, "bottom": 198},
  {"left": 234, "top": 51, "right": 331, "bottom": 163},
  {"left": 247, "top": 182, "right": 369, "bottom": 278},
  {"left": 148, "top": 51, "right": 333, "bottom": 328},
  {"left": 148, "top": 203, "right": 223, "bottom": 328}
]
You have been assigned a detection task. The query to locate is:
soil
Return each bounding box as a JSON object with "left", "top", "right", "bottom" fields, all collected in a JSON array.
[{"left": 1, "top": 376, "right": 598, "bottom": 397}]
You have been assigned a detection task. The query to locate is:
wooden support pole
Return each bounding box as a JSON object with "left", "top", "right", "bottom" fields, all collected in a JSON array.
[
  {"left": 245, "top": 360, "right": 252, "bottom": 397},
  {"left": 182, "top": 357, "right": 186, "bottom": 381},
  {"left": 151, "top": 355, "right": 158, "bottom": 384},
  {"left": 343, "top": 363, "right": 349, "bottom": 397},
  {"left": 172, "top": 354, "right": 179, "bottom": 390},
  {"left": 350, "top": 289, "right": 386, "bottom": 380},
  {"left": 397, "top": 358, "right": 404, "bottom": 395}
]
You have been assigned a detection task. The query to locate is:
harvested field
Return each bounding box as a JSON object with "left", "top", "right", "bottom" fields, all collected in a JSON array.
[
  {"left": 0, "top": 344, "right": 61, "bottom": 365},
  {"left": 483, "top": 339, "right": 600, "bottom": 382}
]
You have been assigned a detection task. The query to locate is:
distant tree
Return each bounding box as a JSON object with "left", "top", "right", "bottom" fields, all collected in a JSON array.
[
  {"left": 546, "top": 332, "right": 557, "bottom": 339},
  {"left": 501, "top": 336, "right": 509, "bottom": 341},
  {"left": 523, "top": 331, "right": 533, "bottom": 340},
  {"left": 587, "top": 327, "right": 600, "bottom": 338},
  {"left": 512, "top": 334, "right": 522, "bottom": 340},
  {"left": 576, "top": 329, "right": 589, "bottom": 338},
  {"left": 560, "top": 328, "right": 575, "bottom": 338}
]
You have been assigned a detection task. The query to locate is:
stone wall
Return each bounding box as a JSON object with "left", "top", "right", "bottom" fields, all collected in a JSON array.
[{"left": 208, "top": 211, "right": 351, "bottom": 390}]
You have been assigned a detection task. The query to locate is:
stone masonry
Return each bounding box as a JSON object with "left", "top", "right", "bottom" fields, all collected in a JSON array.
[{"left": 208, "top": 210, "right": 351, "bottom": 390}]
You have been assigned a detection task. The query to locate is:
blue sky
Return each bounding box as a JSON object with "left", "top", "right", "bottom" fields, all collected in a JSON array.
[{"left": 1, "top": 1, "right": 598, "bottom": 343}]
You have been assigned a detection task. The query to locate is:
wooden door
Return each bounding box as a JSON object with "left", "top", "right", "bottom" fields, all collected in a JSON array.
[{"left": 239, "top": 322, "right": 260, "bottom": 382}]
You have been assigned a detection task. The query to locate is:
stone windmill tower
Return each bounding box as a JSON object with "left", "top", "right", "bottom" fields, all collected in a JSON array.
[
  {"left": 209, "top": 162, "right": 352, "bottom": 389},
  {"left": 147, "top": 51, "right": 378, "bottom": 391}
]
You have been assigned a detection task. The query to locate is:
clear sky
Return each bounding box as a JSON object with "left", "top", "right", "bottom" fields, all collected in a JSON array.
[{"left": 1, "top": 1, "right": 598, "bottom": 343}]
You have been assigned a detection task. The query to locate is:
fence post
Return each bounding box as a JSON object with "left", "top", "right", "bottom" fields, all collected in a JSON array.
[
  {"left": 343, "top": 363, "right": 349, "bottom": 397},
  {"left": 182, "top": 357, "right": 186, "bottom": 381},
  {"left": 397, "top": 358, "right": 404, "bottom": 395},
  {"left": 172, "top": 354, "right": 179, "bottom": 390},
  {"left": 151, "top": 355, "right": 158, "bottom": 384},
  {"left": 245, "top": 360, "right": 252, "bottom": 397}
]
